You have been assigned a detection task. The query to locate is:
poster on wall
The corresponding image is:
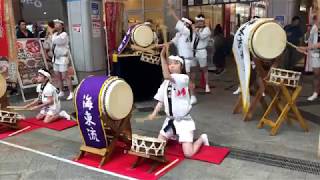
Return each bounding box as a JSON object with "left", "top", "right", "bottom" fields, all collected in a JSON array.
[
  {"left": 16, "top": 38, "right": 48, "bottom": 88},
  {"left": 91, "top": 1, "right": 101, "bottom": 38},
  {"left": 275, "top": 16, "right": 285, "bottom": 27}
]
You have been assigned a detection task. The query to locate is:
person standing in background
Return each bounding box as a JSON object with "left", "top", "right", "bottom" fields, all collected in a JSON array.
[
  {"left": 51, "top": 19, "right": 73, "bottom": 100},
  {"left": 283, "top": 16, "right": 303, "bottom": 70},
  {"left": 16, "top": 20, "right": 34, "bottom": 38},
  {"left": 193, "top": 14, "right": 212, "bottom": 93}
]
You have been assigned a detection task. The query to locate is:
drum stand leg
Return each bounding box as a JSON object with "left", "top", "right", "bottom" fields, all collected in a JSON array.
[{"left": 258, "top": 84, "right": 308, "bottom": 135}]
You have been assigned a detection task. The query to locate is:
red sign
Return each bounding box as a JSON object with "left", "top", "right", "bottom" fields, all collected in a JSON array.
[
  {"left": 105, "top": 2, "right": 120, "bottom": 58},
  {"left": 0, "top": 0, "right": 9, "bottom": 57}
]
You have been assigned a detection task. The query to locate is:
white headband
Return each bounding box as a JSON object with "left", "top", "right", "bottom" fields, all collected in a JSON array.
[
  {"left": 144, "top": 22, "right": 151, "bottom": 25},
  {"left": 53, "top": 19, "right": 64, "bottom": 24},
  {"left": 38, "top": 69, "right": 51, "bottom": 78},
  {"left": 181, "top": 17, "right": 192, "bottom": 25},
  {"left": 168, "top": 55, "right": 184, "bottom": 65},
  {"left": 195, "top": 16, "right": 205, "bottom": 21}
]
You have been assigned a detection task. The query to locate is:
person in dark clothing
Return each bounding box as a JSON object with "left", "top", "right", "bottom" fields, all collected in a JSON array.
[
  {"left": 283, "top": 16, "right": 303, "bottom": 70},
  {"left": 213, "top": 24, "right": 227, "bottom": 75},
  {"left": 16, "top": 20, "right": 34, "bottom": 38}
]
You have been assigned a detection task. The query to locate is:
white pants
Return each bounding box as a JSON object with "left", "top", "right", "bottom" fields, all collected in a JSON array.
[
  {"left": 53, "top": 63, "right": 68, "bottom": 73},
  {"left": 160, "top": 129, "right": 194, "bottom": 143},
  {"left": 195, "top": 49, "right": 208, "bottom": 68},
  {"left": 40, "top": 107, "right": 60, "bottom": 116},
  {"left": 185, "top": 59, "right": 197, "bottom": 73}
]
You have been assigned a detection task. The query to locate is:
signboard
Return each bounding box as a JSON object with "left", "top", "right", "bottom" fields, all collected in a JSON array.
[
  {"left": 75, "top": 76, "right": 108, "bottom": 149},
  {"left": 72, "top": 24, "right": 81, "bottom": 32},
  {"left": 16, "top": 38, "right": 48, "bottom": 88},
  {"left": 91, "top": 1, "right": 101, "bottom": 38},
  {"left": 275, "top": 15, "right": 285, "bottom": 27}
]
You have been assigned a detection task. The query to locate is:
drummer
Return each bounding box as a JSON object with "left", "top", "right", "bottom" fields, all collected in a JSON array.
[
  {"left": 193, "top": 14, "right": 212, "bottom": 93},
  {"left": 21, "top": 69, "right": 70, "bottom": 123},
  {"left": 148, "top": 45, "right": 209, "bottom": 158},
  {"left": 297, "top": 15, "right": 320, "bottom": 101},
  {"left": 166, "top": 7, "right": 197, "bottom": 105}
]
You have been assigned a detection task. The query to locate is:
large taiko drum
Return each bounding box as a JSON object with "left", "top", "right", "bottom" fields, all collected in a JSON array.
[
  {"left": 75, "top": 76, "right": 133, "bottom": 121},
  {"left": 248, "top": 18, "right": 287, "bottom": 60},
  {"left": 131, "top": 24, "right": 154, "bottom": 48}
]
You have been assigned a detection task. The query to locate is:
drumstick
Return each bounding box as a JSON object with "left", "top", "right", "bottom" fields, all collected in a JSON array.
[
  {"left": 6, "top": 106, "right": 26, "bottom": 110},
  {"left": 135, "top": 115, "right": 163, "bottom": 123},
  {"left": 8, "top": 126, "right": 31, "bottom": 137},
  {"left": 154, "top": 158, "right": 179, "bottom": 176},
  {"left": 286, "top": 41, "right": 298, "bottom": 49}
]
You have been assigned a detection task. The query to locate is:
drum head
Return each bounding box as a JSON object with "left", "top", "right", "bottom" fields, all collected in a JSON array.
[
  {"left": 251, "top": 22, "right": 287, "bottom": 59},
  {"left": 0, "top": 74, "right": 7, "bottom": 98},
  {"left": 104, "top": 80, "right": 133, "bottom": 120},
  {"left": 132, "top": 25, "right": 154, "bottom": 47}
]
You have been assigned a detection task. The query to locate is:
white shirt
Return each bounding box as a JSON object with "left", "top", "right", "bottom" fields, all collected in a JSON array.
[
  {"left": 36, "top": 82, "right": 61, "bottom": 112},
  {"left": 194, "top": 26, "right": 211, "bottom": 50},
  {"left": 309, "top": 24, "right": 319, "bottom": 57},
  {"left": 52, "top": 32, "right": 69, "bottom": 65},
  {"left": 171, "top": 20, "right": 193, "bottom": 59},
  {"left": 154, "top": 74, "right": 191, "bottom": 117}
]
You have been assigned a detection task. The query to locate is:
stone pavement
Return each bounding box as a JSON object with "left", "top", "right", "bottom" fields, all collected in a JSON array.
[{"left": 1, "top": 63, "right": 320, "bottom": 179}]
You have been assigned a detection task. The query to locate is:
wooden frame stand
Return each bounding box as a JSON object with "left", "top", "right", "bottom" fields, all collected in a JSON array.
[
  {"left": 129, "top": 151, "right": 168, "bottom": 173},
  {"left": 257, "top": 83, "right": 309, "bottom": 135},
  {"left": 75, "top": 112, "right": 132, "bottom": 168},
  {"left": 233, "top": 58, "right": 276, "bottom": 121}
]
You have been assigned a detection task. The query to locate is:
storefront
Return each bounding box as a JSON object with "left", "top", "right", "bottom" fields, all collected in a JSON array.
[{"left": 185, "top": 0, "right": 267, "bottom": 37}]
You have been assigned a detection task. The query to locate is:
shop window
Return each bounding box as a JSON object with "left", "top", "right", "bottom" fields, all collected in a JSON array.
[
  {"left": 144, "top": 0, "right": 163, "bottom": 9},
  {"left": 124, "top": 0, "right": 143, "bottom": 10},
  {"left": 144, "top": 11, "right": 164, "bottom": 24}
]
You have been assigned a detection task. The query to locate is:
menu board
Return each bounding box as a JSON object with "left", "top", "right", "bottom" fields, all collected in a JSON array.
[{"left": 16, "top": 38, "right": 48, "bottom": 87}]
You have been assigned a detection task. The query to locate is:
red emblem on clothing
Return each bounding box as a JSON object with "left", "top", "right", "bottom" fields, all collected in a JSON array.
[{"left": 176, "top": 88, "right": 186, "bottom": 96}]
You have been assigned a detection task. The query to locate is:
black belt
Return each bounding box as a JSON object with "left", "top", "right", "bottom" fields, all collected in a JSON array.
[{"left": 163, "top": 118, "right": 176, "bottom": 135}]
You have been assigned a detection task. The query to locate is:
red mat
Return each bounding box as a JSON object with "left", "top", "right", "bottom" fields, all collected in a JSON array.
[
  {"left": 0, "top": 121, "right": 41, "bottom": 139},
  {"left": 23, "top": 118, "right": 78, "bottom": 131},
  {"left": 75, "top": 148, "right": 184, "bottom": 180},
  {"left": 166, "top": 140, "right": 230, "bottom": 165}
]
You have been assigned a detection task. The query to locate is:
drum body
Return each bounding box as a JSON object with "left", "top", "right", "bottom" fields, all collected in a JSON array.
[
  {"left": 268, "top": 68, "right": 301, "bottom": 87},
  {"left": 131, "top": 24, "right": 154, "bottom": 48},
  {"left": 75, "top": 76, "right": 133, "bottom": 120},
  {"left": 131, "top": 134, "right": 166, "bottom": 156},
  {"left": 248, "top": 18, "right": 287, "bottom": 60},
  {"left": 0, "top": 110, "right": 18, "bottom": 124}
]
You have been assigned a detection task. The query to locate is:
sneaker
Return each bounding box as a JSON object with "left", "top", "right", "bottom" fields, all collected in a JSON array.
[
  {"left": 200, "top": 134, "right": 209, "bottom": 146},
  {"left": 58, "top": 91, "right": 65, "bottom": 97},
  {"left": 205, "top": 84, "right": 211, "bottom": 93},
  {"left": 233, "top": 87, "right": 241, "bottom": 95},
  {"left": 307, "top": 92, "right": 318, "bottom": 101},
  {"left": 59, "top": 110, "right": 71, "bottom": 120},
  {"left": 66, "top": 92, "right": 74, "bottom": 100},
  {"left": 190, "top": 95, "right": 197, "bottom": 105}
]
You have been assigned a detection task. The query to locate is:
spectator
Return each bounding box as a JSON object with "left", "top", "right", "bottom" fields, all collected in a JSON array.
[
  {"left": 16, "top": 20, "right": 33, "bottom": 38},
  {"left": 283, "top": 16, "right": 303, "bottom": 70},
  {"left": 213, "top": 24, "right": 227, "bottom": 75}
]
